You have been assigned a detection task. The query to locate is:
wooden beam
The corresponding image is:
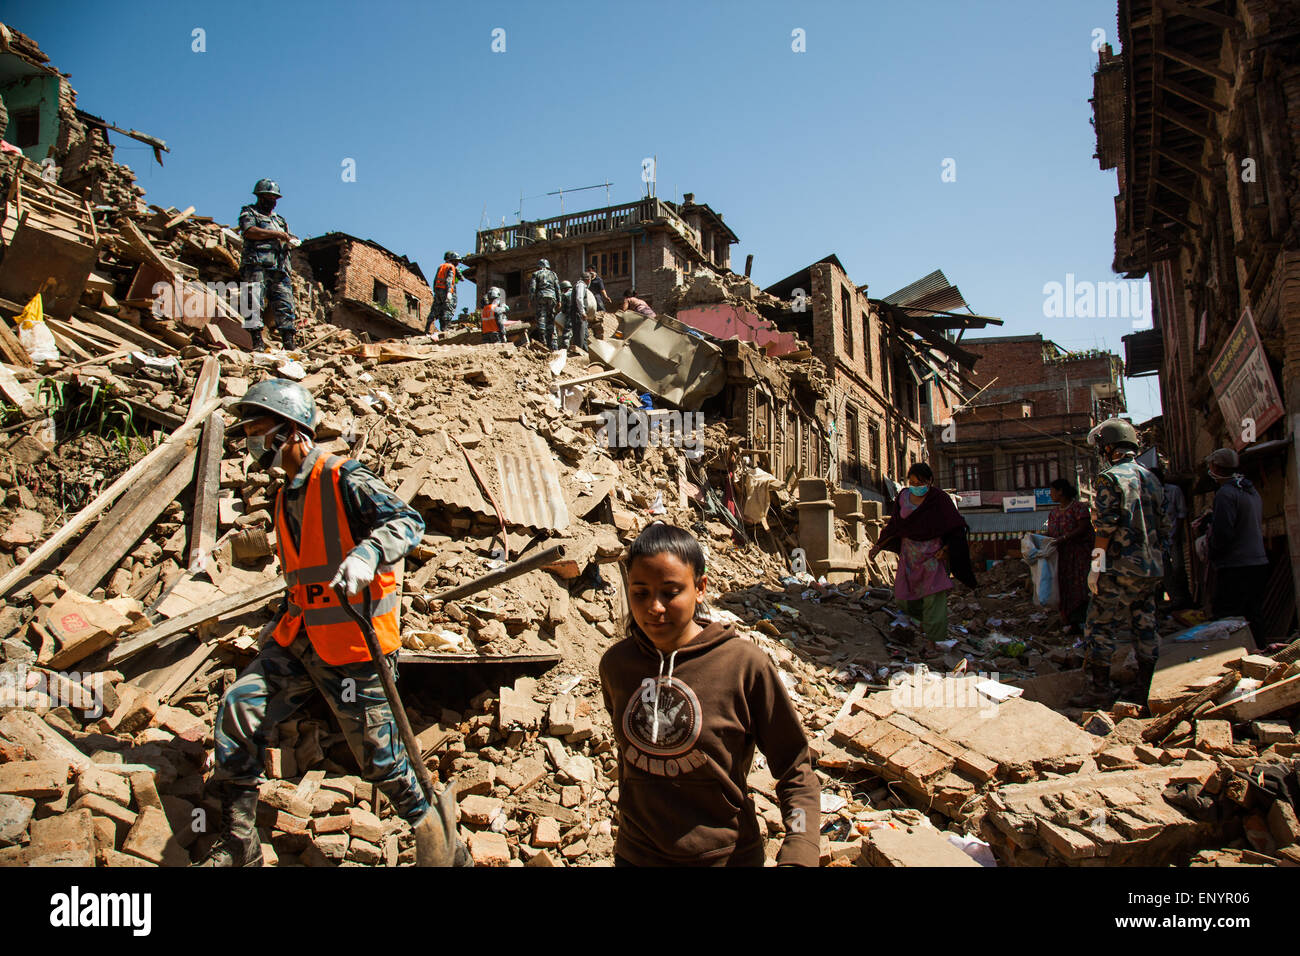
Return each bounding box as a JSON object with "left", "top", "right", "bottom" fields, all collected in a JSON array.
[
  {"left": 1203, "top": 672, "right": 1300, "bottom": 722},
  {"left": 59, "top": 435, "right": 194, "bottom": 579},
  {"left": 0, "top": 314, "right": 31, "bottom": 367},
  {"left": 1154, "top": 106, "right": 1218, "bottom": 142},
  {"left": 108, "top": 575, "right": 284, "bottom": 665},
  {"left": 187, "top": 412, "right": 224, "bottom": 572},
  {"left": 1142, "top": 668, "right": 1240, "bottom": 742},
  {"left": 64, "top": 445, "right": 199, "bottom": 594},
  {"left": 1155, "top": 41, "right": 1233, "bottom": 83},
  {"left": 0, "top": 394, "right": 223, "bottom": 597},
  {"left": 1156, "top": 0, "right": 1240, "bottom": 34},
  {"left": 74, "top": 308, "right": 176, "bottom": 355},
  {"left": 1153, "top": 175, "right": 1204, "bottom": 207},
  {"left": 1156, "top": 76, "right": 1227, "bottom": 113},
  {"left": 1153, "top": 145, "right": 1214, "bottom": 182}
]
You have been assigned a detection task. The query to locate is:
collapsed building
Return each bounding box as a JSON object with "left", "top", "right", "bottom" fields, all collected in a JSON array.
[
  {"left": 0, "top": 21, "right": 1297, "bottom": 870},
  {"left": 296, "top": 232, "right": 433, "bottom": 340},
  {"left": 1091, "top": 0, "right": 1300, "bottom": 641}
]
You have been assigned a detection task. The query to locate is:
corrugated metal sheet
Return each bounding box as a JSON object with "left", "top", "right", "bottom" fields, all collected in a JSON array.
[
  {"left": 882, "top": 269, "right": 969, "bottom": 315},
  {"left": 963, "top": 510, "right": 1049, "bottom": 535}
]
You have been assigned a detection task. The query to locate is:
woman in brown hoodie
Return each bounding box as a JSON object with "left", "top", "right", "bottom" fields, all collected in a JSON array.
[{"left": 599, "top": 522, "right": 820, "bottom": 866}]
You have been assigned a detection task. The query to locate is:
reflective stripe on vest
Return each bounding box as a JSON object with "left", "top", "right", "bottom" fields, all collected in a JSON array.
[
  {"left": 273, "top": 454, "right": 401, "bottom": 666},
  {"left": 435, "top": 262, "right": 455, "bottom": 290}
]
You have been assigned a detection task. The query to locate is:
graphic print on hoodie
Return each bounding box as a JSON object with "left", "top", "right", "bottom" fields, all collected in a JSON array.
[{"left": 599, "top": 620, "right": 821, "bottom": 866}]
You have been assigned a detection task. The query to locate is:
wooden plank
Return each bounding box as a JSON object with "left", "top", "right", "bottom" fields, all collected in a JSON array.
[
  {"left": 108, "top": 576, "right": 285, "bottom": 666},
  {"left": 64, "top": 445, "right": 199, "bottom": 594},
  {"left": 0, "top": 364, "right": 32, "bottom": 406},
  {"left": 1203, "top": 672, "right": 1300, "bottom": 722},
  {"left": 59, "top": 436, "right": 195, "bottom": 578},
  {"left": 140, "top": 639, "right": 214, "bottom": 701},
  {"left": 0, "top": 394, "right": 222, "bottom": 597},
  {"left": 162, "top": 206, "right": 196, "bottom": 230},
  {"left": 0, "top": 314, "right": 31, "bottom": 367},
  {"left": 187, "top": 411, "right": 224, "bottom": 572},
  {"left": 74, "top": 308, "right": 176, "bottom": 354},
  {"left": 118, "top": 219, "right": 179, "bottom": 281},
  {"left": 1142, "top": 669, "right": 1241, "bottom": 743}
]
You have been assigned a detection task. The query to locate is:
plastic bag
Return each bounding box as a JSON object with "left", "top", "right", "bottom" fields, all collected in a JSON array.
[
  {"left": 1020, "top": 532, "right": 1059, "bottom": 608},
  {"left": 15, "top": 294, "right": 59, "bottom": 363}
]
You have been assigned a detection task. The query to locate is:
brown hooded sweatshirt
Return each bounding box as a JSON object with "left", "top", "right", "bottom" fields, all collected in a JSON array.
[{"left": 599, "top": 620, "right": 821, "bottom": 866}]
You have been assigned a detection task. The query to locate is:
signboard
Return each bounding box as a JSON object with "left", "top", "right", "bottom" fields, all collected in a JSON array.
[
  {"left": 1003, "top": 495, "right": 1036, "bottom": 513},
  {"left": 1208, "top": 307, "right": 1284, "bottom": 450},
  {"left": 1033, "top": 488, "right": 1053, "bottom": 506},
  {"left": 955, "top": 490, "right": 981, "bottom": 509}
]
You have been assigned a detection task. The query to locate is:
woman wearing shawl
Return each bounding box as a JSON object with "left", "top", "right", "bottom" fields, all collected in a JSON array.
[{"left": 868, "top": 463, "right": 976, "bottom": 644}]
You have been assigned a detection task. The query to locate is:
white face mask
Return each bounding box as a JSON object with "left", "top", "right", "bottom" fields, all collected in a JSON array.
[{"left": 246, "top": 423, "right": 285, "bottom": 469}]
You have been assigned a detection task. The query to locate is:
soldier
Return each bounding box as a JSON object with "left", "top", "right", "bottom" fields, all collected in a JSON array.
[
  {"left": 559, "top": 277, "right": 596, "bottom": 350},
  {"left": 529, "top": 258, "right": 562, "bottom": 349},
  {"left": 196, "top": 380, "right": 466, "bottom": 867},
  {"left": 481, "top": 286, "right": 507, "bottom": 344},
  {"left": 239, "top": 179, "right": 299, "bottom": 351},
  {"left": 426, "top": 251, "right": 465, "bottom": 335},
  {"left": 1071, "top": 418, "right": 1171, "bottom": 709}
]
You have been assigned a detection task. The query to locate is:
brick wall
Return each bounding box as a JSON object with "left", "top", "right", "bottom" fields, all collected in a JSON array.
[
  {"left": 335, "top": 240, "right": 431, "bottom": 330},
  {"left": 962, "top": 337, "right": 1116, "bottom": 419}
]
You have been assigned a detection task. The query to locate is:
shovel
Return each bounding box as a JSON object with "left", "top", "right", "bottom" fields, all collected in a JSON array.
[{"left": 334, "top": 583, "right": 458, "bottom": 867}]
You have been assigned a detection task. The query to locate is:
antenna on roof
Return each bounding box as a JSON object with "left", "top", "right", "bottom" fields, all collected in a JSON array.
[{"left": 546, "top": 182, "right": 615, "bottom": 216}]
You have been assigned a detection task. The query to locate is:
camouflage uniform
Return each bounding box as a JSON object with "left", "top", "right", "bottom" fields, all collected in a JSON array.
[
  {"left": 238, "top": 203, "right": 297, "bottom": 336},
  {"left": 1082, "top": 453, "right": 1170, "bottom": 668},
  {"left": 427, "top": 262, "right": 465, "bottom": 334},
  {"left": 530, "top": 265, "right": 561, "bottom": 349},
  {"left": 560, "top": 281, "right": 594, "bottom": 349},
  {"left": 211, "top": 448, "right": 428, "bottom": 822}
]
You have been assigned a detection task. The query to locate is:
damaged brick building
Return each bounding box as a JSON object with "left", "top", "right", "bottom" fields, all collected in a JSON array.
[
  {"left": 1091, "top": 0, "right": 1300, "bottom": 638},
  {"left": 296, "top": 232, "right": 432, "bottom": 340}
]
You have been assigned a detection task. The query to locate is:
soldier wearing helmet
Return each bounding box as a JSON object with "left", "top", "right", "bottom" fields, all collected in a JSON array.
[
  {"left": 426, "top": 251, "right": 466, "bottom": 335},
  {"left": 196, "top": 379, "right": 466, "bottom": 868},
  {"left": 529, "top": 258, "right": 562, "bottom": 350},
  {"left": 238, "top": 179, "right": 299, "bottom": 351},
  {"left": 1070, "top": 418, "right": 1171, "bottom": 709},
  {"left": 481, "top": 286, "right": 507, "bottom": 344}
]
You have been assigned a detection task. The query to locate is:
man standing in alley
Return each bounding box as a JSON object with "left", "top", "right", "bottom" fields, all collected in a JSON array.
[
  {"left": 196, "top": 379, "right": 465, "bottom": 867},
  {"left": 1204, "top": 447, "right": 1269, "bottom": 642},
  {"left": 530, "top": 258, "right": 562, "bottom": 349},
  {"left": 239, "top": 179, "right": 299, "bottom": 351},
  {"left": 426, "top": 251, "right": 465, "bottom": 335},
  {"left": 1071, "top": 418, "right": 1170, "bottom": 709}
]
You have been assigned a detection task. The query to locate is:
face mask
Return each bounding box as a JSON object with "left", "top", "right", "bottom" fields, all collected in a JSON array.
[
  {"left": 910, "top": 484, "right": 929, "bottom": 496},
  {"left": 246, "top": 423, "right": 285, "bottom": 469}
]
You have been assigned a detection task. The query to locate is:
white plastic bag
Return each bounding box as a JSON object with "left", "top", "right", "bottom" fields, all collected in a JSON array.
[
  {"left": 1020, "top": 532, "right": 1059, "bottom": 608},
  {"left": 16, "top": 294, "right": 59, "bottom": 363}
]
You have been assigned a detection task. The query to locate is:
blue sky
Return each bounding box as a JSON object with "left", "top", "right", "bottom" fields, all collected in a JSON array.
[{"left": 9, "top": 0, "right": 1161, "bottom": 419}]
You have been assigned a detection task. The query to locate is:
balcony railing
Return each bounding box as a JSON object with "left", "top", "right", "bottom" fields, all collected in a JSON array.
[{"left": 474, "top": 198, "right": 688, "bottom": 254}]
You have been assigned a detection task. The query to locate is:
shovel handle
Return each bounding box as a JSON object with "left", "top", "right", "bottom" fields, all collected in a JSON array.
[{"left": 333, "top": 583, "right": 438, "bottom": 803}]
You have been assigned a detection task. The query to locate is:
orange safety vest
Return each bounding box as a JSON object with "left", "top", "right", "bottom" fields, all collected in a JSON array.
[
  {"left": 482, "top": 302, "right": 499, "bottom": 333},
  {"left": 273, "top": 453, "right": 401, "bottom": 666},
  {"left": 435, "top": 262, "right": 456, "bottom": 291}
]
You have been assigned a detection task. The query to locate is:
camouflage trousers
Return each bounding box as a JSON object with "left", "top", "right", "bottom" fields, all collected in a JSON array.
[
  {"left": 559, "top": 312, "right": 589, "bottom": 350},
  {"left": 211, "top": 633, "right": 429, "bottom": 821},
  {"left": 427, "top": 288, "right": 456, "bottom": 333},
  {"left": 1082, "top": 573, "right": 1159, "bottom": 666},
  {"left": 534, "top": 296, "right": 559, "bottom": 349},
  {"left": 242, "top": 267, "right": 297, "bottom": 332}
]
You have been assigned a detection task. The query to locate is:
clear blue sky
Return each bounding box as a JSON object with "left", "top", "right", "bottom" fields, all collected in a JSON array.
[{"left": 8, "top": 0, "right": 1161, "bottom": 420}]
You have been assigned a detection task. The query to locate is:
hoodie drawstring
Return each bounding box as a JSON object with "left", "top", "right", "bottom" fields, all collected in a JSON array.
[{"left": 650, "top": 648, "right": 678, "bottom": 745}]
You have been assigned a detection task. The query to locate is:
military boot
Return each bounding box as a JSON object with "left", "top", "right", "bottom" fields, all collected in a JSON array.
[
  {"left": 247, "top": 327, "right": 264, "bottom": 351},
  {"left": 279, "top": 328, "right": 297, "bottom": 351},
  {"left": 1069, "top": 661, "right": 1115, "bottom": 710},
  {"left": 193, "top": 784, "right": 263, "bottom": 867},
  {"left": 1119, "top": 657, "right": 1157, "bottom": 707}
]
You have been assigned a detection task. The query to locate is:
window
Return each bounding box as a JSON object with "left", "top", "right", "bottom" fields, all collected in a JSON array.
[
  {"left": 405, "top": 292, "right": 420, "bottom": 315},
  {"left": 372, "top": 280, "right": 388, "bottom": 305},
  {"left": 505, "top": 271, "right": 522, "bottom": 297},
  {"left": 590, "top": 251, "right": 630, "bottom": 279},
  {"left": 12, "top": 109, "right": 40, "bottom": 148},
  {"left": 841, "top": 286, "right": 854, "bottom": 357},
  {"left": 952, "top": 457, "right": 982, "bottom": 491},
  {"left": 879, "top": 338, "right": 890, "bottom": 391},
  {"left": 862, "top": 313, "right": 872, "bottom": 376},
  {"left": 1013, "top": 454, "right": 1057, "bottom": 490},
  {"left": 845, "top": 406, "right": 861, "bottom": 485}
]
